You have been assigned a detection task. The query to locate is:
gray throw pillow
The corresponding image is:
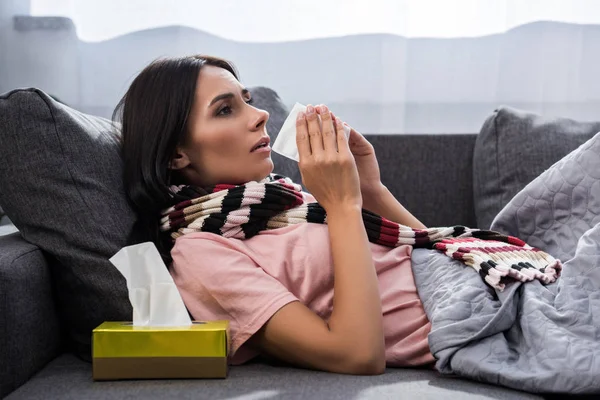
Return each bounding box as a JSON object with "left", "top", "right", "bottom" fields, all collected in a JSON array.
[
  {"left": 0, "top": 86, "right": 292, "bottom": 360},
  {"left": 473, "top": 106, "right": 600, "bottom": 229},
  {"left": 0, "top": 88, "right": 135, "bottom": 360}
]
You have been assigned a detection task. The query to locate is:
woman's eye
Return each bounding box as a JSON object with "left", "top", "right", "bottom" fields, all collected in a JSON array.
[
  {"left": 217, "top": 106, "right": 232, "bottom": 116},
  {"left": 217, "top": 98, "right": 252, "bottom": 116}
]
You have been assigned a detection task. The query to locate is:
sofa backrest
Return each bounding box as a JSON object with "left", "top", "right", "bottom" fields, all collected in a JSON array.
[{"left": 369, "top": 134, "right": 478, "bottom": 228}]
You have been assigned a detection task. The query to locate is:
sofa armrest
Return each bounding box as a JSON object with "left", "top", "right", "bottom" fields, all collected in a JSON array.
[{"left": 0, "top": 233, "right": 62, "bottom": 398}]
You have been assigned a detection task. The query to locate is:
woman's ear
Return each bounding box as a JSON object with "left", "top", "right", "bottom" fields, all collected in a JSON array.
[{"left": 170, "top": 148, "right": 191, "bottom": 170}]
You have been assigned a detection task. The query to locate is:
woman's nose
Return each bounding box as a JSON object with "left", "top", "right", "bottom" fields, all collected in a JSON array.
[{"left": 252, "top": 108, "right": 269, "bottom": 130}]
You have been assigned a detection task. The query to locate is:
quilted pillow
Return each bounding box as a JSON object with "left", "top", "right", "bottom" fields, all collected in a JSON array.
[
  {"left": 490, "top": 132, "right": 600, "bottom": 262},
  {"left": 473, "top": 107, "right": 600, "bottom": 229}
]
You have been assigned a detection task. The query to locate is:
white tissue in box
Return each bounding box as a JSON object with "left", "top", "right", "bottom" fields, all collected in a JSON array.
[
  {"left": 272, "top": 103, "right": 351, "bottom": 162},
  {"left": 110, "top": 242, "right": 192, "bottom": 326}
]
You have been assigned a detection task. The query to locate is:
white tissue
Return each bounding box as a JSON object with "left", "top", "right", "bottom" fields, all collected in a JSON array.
[
  {"left": 272, "top": 102, "right": 352, "bottom": 162},
  {"left": 110, "top": 242, "right": 192, "bottom": 326}
]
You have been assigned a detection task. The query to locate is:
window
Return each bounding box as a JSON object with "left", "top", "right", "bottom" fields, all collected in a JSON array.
[{"left": 12, "top": 0, "right": 600, "bottom": 133}]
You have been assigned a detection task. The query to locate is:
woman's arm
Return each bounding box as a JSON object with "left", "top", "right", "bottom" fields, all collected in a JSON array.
[
  {"left": 327, "top": 205, "right": 386, "bottom": 369},
  {"left": 363, "top": 184, "right": 426, "bottom": 229},
  {"left": 249, "top": 204, "right": 385, "bottom": 375}
]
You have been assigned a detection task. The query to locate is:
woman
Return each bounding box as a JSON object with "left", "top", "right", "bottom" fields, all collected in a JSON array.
[{"left": 115, "top": 55, "right": 552, "bottom": 376}]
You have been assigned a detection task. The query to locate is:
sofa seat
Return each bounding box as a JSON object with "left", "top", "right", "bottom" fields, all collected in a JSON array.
[{"left": 6, "top": 354, "right": 542, "bottom": 400}]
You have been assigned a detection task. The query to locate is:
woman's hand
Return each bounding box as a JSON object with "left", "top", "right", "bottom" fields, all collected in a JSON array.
[
  {"left": 296, "top": 104, "right": 362, "bottom": 212},
  {"left": 315, "top": 107, "right": 386, "bottom": 208}
]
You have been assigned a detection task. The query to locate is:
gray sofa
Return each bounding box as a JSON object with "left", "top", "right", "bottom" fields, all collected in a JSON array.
[{"left": 1, "top": 88, "right": 598, "bottom": 399}]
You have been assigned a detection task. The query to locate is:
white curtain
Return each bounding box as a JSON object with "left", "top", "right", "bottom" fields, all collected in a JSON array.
[{"left": 1, "top": 0, "right": 599, "bottom": 133}]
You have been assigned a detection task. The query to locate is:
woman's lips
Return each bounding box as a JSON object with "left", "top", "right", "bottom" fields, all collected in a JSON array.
[
  {"left": 252, "top": 145, "right": 271, "bottom": 154},
  {"left": 251, "top": 136, "right": 271, "bottom": 152}
]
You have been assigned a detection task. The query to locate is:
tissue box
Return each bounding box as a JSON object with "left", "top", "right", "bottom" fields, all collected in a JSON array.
[{"left": 92, "top": 321, "right": 229, "bottom": 380}]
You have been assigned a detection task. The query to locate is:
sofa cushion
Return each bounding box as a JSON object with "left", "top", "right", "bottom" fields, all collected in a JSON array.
[
  {"left": 473, "top": 107, "right": 600, "bottom": 229},
  {"left": 372, "top": 134, "right": 478, "bottom": 228},
  {"left": 0, "top": 233, "right": 61, "bottom": 398},
  {"left": 0, "top": 88, "right": 136, "bottom": 360},
  {"left": 5, "top": 354, "right": 543, "bottom": 400}
]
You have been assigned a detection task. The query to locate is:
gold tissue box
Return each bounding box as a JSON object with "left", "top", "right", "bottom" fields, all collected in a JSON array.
[{"left": 92, "top": 320, "right": 229, "bottom": 380}]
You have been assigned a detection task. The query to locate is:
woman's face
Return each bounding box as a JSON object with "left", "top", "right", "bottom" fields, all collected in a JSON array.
[{"left": 171, "top": 65, "right": 273, "bottom": 187}]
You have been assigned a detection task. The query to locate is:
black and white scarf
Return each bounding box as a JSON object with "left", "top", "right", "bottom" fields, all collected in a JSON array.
[{"left": 160, "top": 174, "right": 561, "bottom": 291}]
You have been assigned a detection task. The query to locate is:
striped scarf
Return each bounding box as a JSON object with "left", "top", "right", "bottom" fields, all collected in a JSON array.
[{"left": 160, "top": 174, "right": 561, "bottom": 291}]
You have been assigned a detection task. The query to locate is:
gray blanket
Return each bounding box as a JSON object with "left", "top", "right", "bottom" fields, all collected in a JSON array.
[{"left": 411, "top": 132, "right": 600, "bottom": 394}]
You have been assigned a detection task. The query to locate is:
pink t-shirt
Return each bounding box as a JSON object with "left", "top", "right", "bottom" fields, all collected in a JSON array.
[{"left": 170, "top": 203, "right": 435, "bottom": 368}]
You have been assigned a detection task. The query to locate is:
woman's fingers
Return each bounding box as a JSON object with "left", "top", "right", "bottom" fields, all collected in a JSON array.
[
  {"left": 317, "top": 105, "right": 337, "bottom": 153},
  {"left": 334, "top": 115, "right": 351, "bottom": 156},
  {"left": 305, "top": 104, "right": 324, "bottom": 156},
  {"left": 296, "top": 103, "right": 362, "bottom": 211},
  {"left": 297, "top": 103, "right": 344, "bottom": 162}
]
